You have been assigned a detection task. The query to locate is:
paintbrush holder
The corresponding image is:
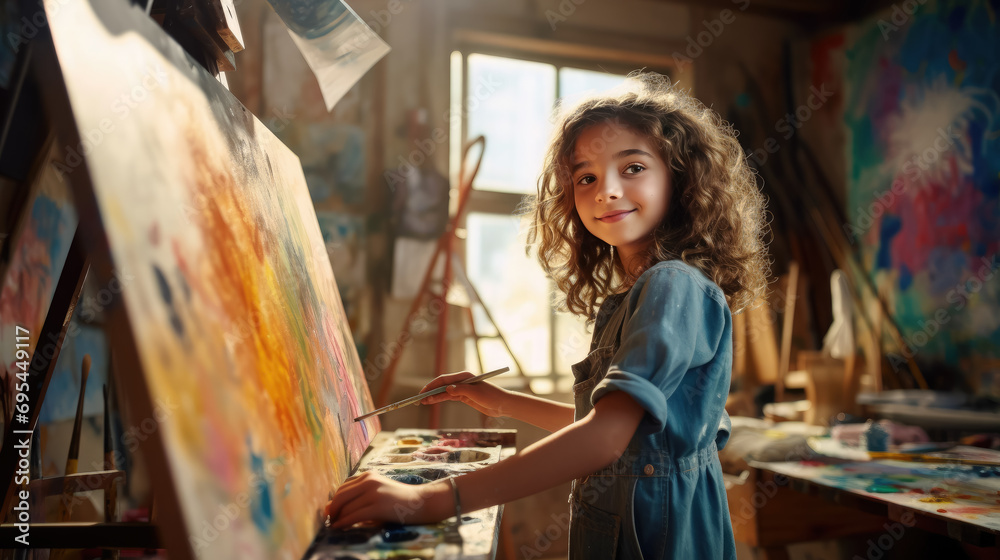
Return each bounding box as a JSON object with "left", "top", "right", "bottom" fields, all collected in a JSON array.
[{"left": 799, "top": 351, "right": 849, "bottom": 426}]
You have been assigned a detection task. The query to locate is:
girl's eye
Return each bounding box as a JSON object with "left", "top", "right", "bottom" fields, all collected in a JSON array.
[
  {"left": 624, "top": 164, "right": 645, "bottom": 174},
  {"left": 576, "top": 175, "right": 595, "bottom": 186}
]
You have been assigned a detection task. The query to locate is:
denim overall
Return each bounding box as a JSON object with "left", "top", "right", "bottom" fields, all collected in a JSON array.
[{"left": 568, "top": 261, "right": 736, "bottom": 560}]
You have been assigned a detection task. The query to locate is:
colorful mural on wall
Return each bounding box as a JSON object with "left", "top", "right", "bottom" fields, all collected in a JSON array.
[{"left": 840, "top": 0, "right": 1000, "bottom": 389}]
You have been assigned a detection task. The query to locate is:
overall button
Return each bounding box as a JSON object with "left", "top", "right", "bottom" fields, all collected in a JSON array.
[{"left": 643, "top": 464, "right": 654, "bottom": 475}]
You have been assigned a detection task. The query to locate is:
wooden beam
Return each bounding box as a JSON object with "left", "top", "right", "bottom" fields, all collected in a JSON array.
[
  {"left": 449, "top": 12, "right": 686, "bottom": 74},
  {"left": 655, "top": 0, "right": 901, "bottom": 26}
]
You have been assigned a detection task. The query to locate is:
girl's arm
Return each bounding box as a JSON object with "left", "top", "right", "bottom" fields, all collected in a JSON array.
[
  {"left": 418, "top": 372, "right": 575, "bottom": 432},
  {"left": 327, "top": 391, "right": 643, "bottom": 527}
]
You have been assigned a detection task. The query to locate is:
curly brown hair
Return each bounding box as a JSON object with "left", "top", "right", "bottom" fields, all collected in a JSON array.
[{"left": 526, "top": 72, "right": 769, "bottom": 320}]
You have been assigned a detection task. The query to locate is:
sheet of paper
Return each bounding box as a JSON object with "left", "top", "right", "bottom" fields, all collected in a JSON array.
[{"left": 266, "top": 0, "right": 390, "bottom": 110}]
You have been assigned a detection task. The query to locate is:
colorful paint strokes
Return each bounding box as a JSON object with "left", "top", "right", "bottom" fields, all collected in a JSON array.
[
  {"left": 764, "top": 460, "right": 1000, "bottom": 532},
  {"left": 841, "top": 0, "right": 1000, "bottom": 382},
  {"left": 43, "top": 0, "right": 378, "bottom": 558}
]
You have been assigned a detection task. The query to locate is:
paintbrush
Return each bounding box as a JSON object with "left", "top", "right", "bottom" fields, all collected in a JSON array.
[
  {"left": 103, "top": 384, "right": 114, "bottom": 470},
  {"left": 58, "top": 354, "right": 91, "bottom": 521},
  {"left": 354, "top": 367, "right": 509, "bottom": 422},
  {"left": 103, "top": 383, "right": 120, "bottom": 560}
]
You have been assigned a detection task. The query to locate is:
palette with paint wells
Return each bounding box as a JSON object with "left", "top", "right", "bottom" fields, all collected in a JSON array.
[{"left": 305, "top": 429, "right": 516, "bottom": 560}]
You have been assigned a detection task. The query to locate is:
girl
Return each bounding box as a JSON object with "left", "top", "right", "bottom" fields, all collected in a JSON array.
[{"left": 326, "top": 72, "right": 768, "bottom": 559}]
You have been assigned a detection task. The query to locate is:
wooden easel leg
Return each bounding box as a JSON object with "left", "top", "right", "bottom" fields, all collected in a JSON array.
[
  {"left": 375, "top": 137, "right": 487, "bottom": 414},
  {"left": 374, "top": 237, "right": 447, "bottom": 407}
]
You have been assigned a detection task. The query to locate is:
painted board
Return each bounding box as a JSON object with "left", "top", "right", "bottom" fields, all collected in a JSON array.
[
  {"left": 761, "top": 459, "right": 1000, "bottom": 533},
  {"left": 841, "top": 0, "right": 1000, "bottom": 382},
  {"left": 40, "top": 0, "right": 379, "bottom": 558}
]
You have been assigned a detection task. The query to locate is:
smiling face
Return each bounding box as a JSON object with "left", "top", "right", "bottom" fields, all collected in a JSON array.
[{"left": 571, "top": 121, "right": 671, "bottom": 268}]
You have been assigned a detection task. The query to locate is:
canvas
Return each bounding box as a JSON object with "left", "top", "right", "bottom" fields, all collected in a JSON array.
[
  {"left": 41, "top": 0, "right": 379, "bottom": 558},
  {"left": 840, "top": 0, "right": 1000, "bottom": 384},
  {"left": 0, "top": 143, "right": 78, "bottom": 424}
]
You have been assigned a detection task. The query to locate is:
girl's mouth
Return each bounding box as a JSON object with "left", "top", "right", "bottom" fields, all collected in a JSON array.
[{"left": 597, "top": 210, "right": 635, "bottom": 223}]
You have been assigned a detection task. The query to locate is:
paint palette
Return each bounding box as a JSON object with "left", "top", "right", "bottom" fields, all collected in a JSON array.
[
  {"left": 304, "top": 429, "right": 516, "bottom": 560},
  {"left": 307, "top": 522, "right": 448, "bottom": 560}
]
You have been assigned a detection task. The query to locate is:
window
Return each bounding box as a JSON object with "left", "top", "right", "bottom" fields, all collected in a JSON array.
[{"left": 451, "top": 50, "right": 641, "bottom": 394}]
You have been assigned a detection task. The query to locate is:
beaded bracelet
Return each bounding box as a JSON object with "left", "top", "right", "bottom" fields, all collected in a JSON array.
[{"left": 448, "top": 476, "right": 462, "bottom": 526}]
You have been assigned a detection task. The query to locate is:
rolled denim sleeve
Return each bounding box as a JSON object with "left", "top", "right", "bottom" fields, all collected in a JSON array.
[{"left": 591, "top": 265, "right": 728, "bottom": 434}]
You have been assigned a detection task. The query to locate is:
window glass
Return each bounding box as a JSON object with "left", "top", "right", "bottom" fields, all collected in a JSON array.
[{"left": 466, "top": 54, "right": 556, "bottom": 194}]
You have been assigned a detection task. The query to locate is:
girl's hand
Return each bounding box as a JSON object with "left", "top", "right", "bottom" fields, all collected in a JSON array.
[
  {"left": 324, "top": 472, "right": 450, "bottom": 529},
  {"left": 418, "top": 371, "right": 512, "bottom": 417}
]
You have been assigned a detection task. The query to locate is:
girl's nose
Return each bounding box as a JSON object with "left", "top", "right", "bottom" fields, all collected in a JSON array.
[{"left": 596, "top": 177, "right": 622, "bottom": 203}]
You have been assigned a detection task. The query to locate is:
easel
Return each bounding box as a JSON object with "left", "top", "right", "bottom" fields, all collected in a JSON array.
[
  {"left": 0, "top": 226, "right": 148, "bottom": 552},
  {"left": 0, "top": 0, "right": 245, "bottom": 552},
  {"left": 375, "top": 136, "right": 531, "bottom": 428}
]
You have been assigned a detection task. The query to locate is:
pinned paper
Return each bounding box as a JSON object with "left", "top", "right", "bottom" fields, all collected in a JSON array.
[{"left": 265, "top": 0, "right": 390, "bottom": 110}]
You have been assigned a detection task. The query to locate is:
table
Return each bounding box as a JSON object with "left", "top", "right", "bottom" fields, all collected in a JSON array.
[
  {"left": 726, "top": 466, "right": 890, "bottom": 560},
  {"left": 745, "top": 458, "right": 1000, "bottom": 555}
]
